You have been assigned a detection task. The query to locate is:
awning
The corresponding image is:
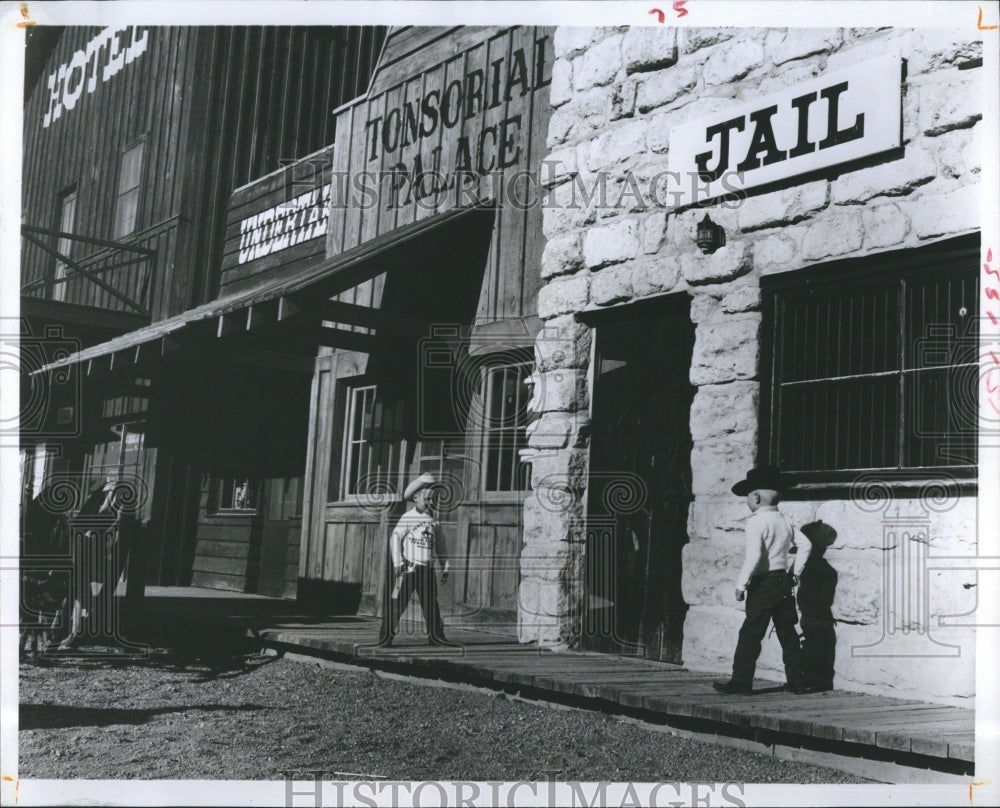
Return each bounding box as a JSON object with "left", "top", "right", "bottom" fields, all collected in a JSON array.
[{"left": 34, "top": 203, "right": 495, "bottom": 376}]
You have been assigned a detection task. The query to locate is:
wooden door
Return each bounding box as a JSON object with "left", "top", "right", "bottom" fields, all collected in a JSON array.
[
  {"left": 583, "top": 297, "right": 695, "bottom": 663},
  {"left": 257, "top": 476, "right": 303, "bottom": 598}
]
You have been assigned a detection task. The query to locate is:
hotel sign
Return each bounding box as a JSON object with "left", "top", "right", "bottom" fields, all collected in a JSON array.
[{"left": 668, "top": 54, "right": 902, "bottom": 204}]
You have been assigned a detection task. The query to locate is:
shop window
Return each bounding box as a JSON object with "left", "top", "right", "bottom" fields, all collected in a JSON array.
[
  {"left": 113, "top": 140, "right": 144, "bottom": 239},
  {"left": 212, "top": 477, "right": 259, "bottom": 513},
  {"left": 480, "top": 360, "right": 532, "bottom": 493},
  {"left": 52, "top": 188, "right": 77, "bottom": 301},
  {"left": 334, "top": 384, "right": 406, "bottom": 501},
  {"left": 761, "top": 242, "right": 978, "bottom": 481}
]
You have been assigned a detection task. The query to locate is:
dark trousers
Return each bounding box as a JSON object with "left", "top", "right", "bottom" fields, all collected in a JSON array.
[
  {"left": 730, "top": 570, "right": 804, "bottom": 687},
  {"left": 379, "top": 564, "right": 446, "bottom": 643}
]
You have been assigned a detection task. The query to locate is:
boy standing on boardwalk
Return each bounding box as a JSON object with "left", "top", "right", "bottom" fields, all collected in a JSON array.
[
  {"left": 377, "top": 473, "right": 457, "bottom": 648},
  {"left": 714, "top": 465, "right": 813, "bottom": 695}
]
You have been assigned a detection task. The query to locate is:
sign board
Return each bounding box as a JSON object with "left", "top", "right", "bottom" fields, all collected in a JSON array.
[{"left": 668, "top": 54, "right": 903, "bottom": 205}]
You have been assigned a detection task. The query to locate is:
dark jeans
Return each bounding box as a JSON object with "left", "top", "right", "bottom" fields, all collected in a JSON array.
[
  {"left": 730, "top": 570, "right": 804, "bottom": 687},
  {"left": 379, "top": 564, "right": 446, "bottom": 643}
]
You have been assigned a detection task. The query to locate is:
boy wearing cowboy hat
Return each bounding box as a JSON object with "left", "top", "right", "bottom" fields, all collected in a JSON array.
[
  {"left": 713, "top": 465, "right": 813, "bottom": 695},
  {"left": 377, "top": 473, "right": 457, "bottom": 648}
]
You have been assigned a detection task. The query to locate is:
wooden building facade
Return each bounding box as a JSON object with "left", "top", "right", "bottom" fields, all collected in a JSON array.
[{"left": 20, "top": 25, "right": 386, "bottom": 594}]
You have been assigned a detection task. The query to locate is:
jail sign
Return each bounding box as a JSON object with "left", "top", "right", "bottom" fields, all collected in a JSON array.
[{"left": 668, "top": 54, "right": 902, "bottom": 205}]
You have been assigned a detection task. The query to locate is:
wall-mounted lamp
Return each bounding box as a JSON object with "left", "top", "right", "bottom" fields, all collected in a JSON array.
[{"left": 695, "top": 213, "right": 726, "bottom": 254}]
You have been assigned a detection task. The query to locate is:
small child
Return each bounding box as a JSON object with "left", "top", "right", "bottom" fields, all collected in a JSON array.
[{"left": 713, "top": 465, "right": 813, "bottom": 695}]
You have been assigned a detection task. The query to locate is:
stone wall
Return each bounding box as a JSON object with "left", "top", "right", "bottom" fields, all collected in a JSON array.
[{"left": 521, "top": 26, "right": 982, "bottom": 704}]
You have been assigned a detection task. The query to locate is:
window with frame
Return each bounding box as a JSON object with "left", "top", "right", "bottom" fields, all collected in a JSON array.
[
  {"left": 213, "top": 477, "right": 259, "bottom": 513},
  {"left": 52, "top": 188, "right": 77, "bottom": 302},
  {"left": 761, "top": 239, "right": 979, "bottom": 482},
  {"left": 113, "top": 140, "right": 144, "bottom": 239},
  {"left": 334, "top": 384, "right": 406, "bottom": 501},
  {"left": 480, "top": 360, "right": 532, "bottom": 493}
]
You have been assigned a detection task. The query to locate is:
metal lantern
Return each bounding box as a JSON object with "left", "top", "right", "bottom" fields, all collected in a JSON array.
[{"left": 695, "top": 213, "right": 725, "bottom": 254}]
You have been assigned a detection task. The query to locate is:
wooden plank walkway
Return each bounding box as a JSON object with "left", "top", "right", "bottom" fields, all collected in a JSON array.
[{"left": 140, "top": 587, "right": 975, "bottom": 776}]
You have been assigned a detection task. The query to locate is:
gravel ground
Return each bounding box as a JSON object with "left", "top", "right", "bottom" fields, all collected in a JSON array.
[{"left": 18, "top": 641, "right": 868, "bottom": 783}]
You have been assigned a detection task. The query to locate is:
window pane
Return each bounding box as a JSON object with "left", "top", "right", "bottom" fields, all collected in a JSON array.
[
  {"left": 114, "top": 143, "right": 143, "bottom": 237},
  {"left": 119, "top": 143, "right": 144, "bottom": 191},
  {"left": 903, "top": 366, "right": 978, "bottom": 467},
  {"left": 481, "top": 362, "right": 531, "bottom": 492},
  {"left": 778, "top": 377, "right": 898, "bottom": 472}
]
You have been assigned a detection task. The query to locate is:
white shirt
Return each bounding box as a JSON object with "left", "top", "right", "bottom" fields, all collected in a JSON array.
[
  {"left": 390, "top": 508, "right": 440, "bottom": 568},
  {"left": 736, "top": 505, "right": 812, "bottom": 591}
]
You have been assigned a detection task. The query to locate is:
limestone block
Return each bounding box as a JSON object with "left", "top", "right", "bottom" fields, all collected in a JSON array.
[
  {"left": 862, "top": 203, "right": 910, "bottom": 250},
  {"left": 534, "top": 368, "right": 588, "bottom": 413},
  {"left": 830, "top": 145, "right": 936, "bottom": 205},
  {"left": 898, "top": 184, "right": 978, "bottom": 240},
  {"left": 832, "top": 623, "right": 974, "bottom": 705},
  {"left": 583, "top": 218, "right": 641, "bottom": 268},
  {"left": 681, "top": 540, "right": 742, "bottom": 607},
  {"left": 687, "top": 498, "right": 752, "bottom": 543},
  {"left": 755, "top": 58, "right": 824, "bottom": 95},
  {"left": 541, "top": 147, "right": 578, "bottom": 188},
  {"left": 641, "top": 211, "right": 667, "bottom": 254},
  {"left": 574, "top": 35, "right": 623, "bottom": 92},
  {"left": 703, "top": 37, "right": 765, "bottom": 86},
  {"left": 623, "top": 26, "right": 679, "bottom": 74},
  {"left": 528, "top": 449, "right": 589, "bottom": 494},
  {"left": 535, "top": 315, "right": 592, "bottom": 371},
  {"left": 690, "top": 315, "right": 761, "bottom": 385},
  {"left": 526, "top": 413, "right": 572, "bottom": 450},
  {"left": 770, "top": 28, "right": 843, "bottom": 65},
  {"left": 541, "top": 231, "right": 584, "bottom": 280},
  {"left": 548, "top": 87, "right": 615, "bottom": 147},
  {"left": 611, "top": 78, "right": 638, "bottom": 120},
  {"left": 690, "top": 433, "right": 756, "bottom": 496},
  {"left": 554, "top": 27, "right": 603, "bottom": 59},
  {"left": 721, "top": 285, "right": 761, "bottom": 313},
  {"left": 933, "top": 125, "right": 981, "bottom": 179},
  {"left": 904, "top": 30, "right": 983, "bottom": 75},
  {"left": 542, "top": 180, "right": 590, "bottom": 238},
  {"left": 755, "top": 230, "right": 804, "bottom": 275},
  {"left": 688, "top": 292, "right": 720, "bottom": 324},
  {"left": 629, "top": 255, "right": 682, "bottom": 298},
  {"left": 680, "top": 28, "right": 738, "bottom": 54},
  {"left": 690, "top": 382, "right": 759, "bottom": 442},
  {"left": 800, "top": 211, "right": 864, "bottom": 260},
  {"left": 523, "top": 489, "right": 583, "bottom": 539},
  {"left": 590, "top": 263, "right": 634, "bottom": 306},
  {"left": 537, "top": 273, "right": 591, "bottom": 318},
  {"left": 547, "top": 107, "right": 576, "bottom": 148},
  {"left": 814, "top": 499, "right": 896, "bottom": 550},
  {"left": 738, "top": 181, "right": 828, "bottom": 232},
  {"left": 680, "top": 605, "right": 743, "bottom": 674},
  {"left": 919, "top": 75, "right": 982, "bottom": 136},
  {"left": 681, "top": 241, "right": 752, "bottom": 286},
  {"left": 550, "top": 58, "right": 573, "bottom": 108},
  {"left": 636, "top": 63, "right": 699, "bottom": 113},
  {"left": 586, "top": 119, "right": 648, "bottom": 169}
]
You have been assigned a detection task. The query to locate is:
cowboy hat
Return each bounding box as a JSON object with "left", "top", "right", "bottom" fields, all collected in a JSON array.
[
  {"left": 403, "top": 473, "right": 436, "bottom": 500},
  {"left": 731, "top": 465, "right": 793, "bottom": 496}
]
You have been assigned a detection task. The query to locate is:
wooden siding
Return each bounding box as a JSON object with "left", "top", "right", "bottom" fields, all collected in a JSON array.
[
  {"left": 325, "top": 26, "right": 553, "bottom": 327},
  {"left": 217, "top": 145, "right": 336, "bottom": 295},
  {"left": 22, "top": 26, "right": 388, "bottom": 319},
  {"left": 190, "top": 478, "right": 257, "bottom": 592}
]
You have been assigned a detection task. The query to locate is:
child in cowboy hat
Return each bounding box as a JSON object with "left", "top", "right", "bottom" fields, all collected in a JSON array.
[
  {"left": 377, "top": 473, "right": 457, "bottom": 648},
  {"left": 713, "top": 465, "right": 814, "bottom": 695}
]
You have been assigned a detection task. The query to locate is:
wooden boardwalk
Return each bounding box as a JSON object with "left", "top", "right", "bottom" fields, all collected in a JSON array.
[{"left": 141, "top": 587, "right": 974, "bottom": 780}]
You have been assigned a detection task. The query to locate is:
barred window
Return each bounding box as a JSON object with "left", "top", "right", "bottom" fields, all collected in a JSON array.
[
  {"left": 761, "top": 239, "right": 978, "bottom": 481},
  {"left": 480, "top": 361, "right": 532, "bottom": 493}
]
